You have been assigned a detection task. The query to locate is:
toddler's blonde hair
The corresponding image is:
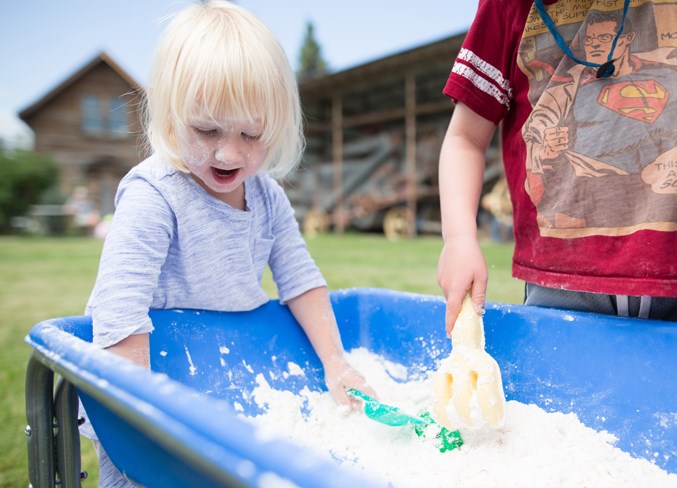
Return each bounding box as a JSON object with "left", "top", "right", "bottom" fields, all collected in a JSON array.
[{"left": 144, "top": 1, "right": 304, "bottom": 179}]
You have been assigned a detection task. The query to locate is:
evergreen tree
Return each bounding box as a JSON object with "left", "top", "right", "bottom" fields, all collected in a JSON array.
[{"left": 297, "top": 21, "right": 329, "bottom": 82}]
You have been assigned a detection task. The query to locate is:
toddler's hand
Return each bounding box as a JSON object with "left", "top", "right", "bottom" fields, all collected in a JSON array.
[{"left": 323, "top": 356, "right": 377, "bottom": 410}]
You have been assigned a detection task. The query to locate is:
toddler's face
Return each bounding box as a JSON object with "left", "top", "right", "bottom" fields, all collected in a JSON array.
[{"left": 177, "top": 117, "right": 268, "bottom": 207}]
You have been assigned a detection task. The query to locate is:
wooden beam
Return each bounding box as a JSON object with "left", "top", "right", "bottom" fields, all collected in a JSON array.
[
  {"left": 344, "top": 107, "right": 405, "bottom": 128},
  {"left": 304, "top": 99, "right": 452, "bottom": 133},
  {"left": 405, "top": 73, "right": 417, "bottom": 237},
  {"left": 332, "top": 95, "right": 344, "bottom": 233}
]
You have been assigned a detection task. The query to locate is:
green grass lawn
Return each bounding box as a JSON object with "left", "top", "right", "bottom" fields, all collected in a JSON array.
[{"left": 0, "top": 234, "right": 522, "bottom": 487}]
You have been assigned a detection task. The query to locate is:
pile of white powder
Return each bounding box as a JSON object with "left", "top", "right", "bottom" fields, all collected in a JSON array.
[{"left": 238, "top": 348, "right": 676, "bottom": 488}]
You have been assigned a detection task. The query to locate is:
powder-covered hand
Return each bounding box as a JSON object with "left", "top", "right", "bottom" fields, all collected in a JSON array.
[{"left": 323, "top": 356, "right": 378, "bottom": 411}]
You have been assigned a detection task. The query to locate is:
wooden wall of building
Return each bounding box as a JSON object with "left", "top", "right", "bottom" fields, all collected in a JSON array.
[{"left": 20, "top": 53, "right": 147, "bottom": 216}]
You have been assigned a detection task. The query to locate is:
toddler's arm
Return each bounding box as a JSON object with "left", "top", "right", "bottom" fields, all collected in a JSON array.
[
  {"left": 287, "top": 287, "right": 376, "bottom": 408},
  {"left": 105, "top": 333, "right": 151, "bottom": 368},
  {"left": 437, "top": 102, "right": 497, "bottom": 335}
]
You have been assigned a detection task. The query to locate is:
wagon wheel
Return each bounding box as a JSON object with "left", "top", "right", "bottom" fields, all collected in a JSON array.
[
  {"left": 383, "top": 206, "right": 413, "bottom": 240},
  {"left": 303, "top": 209, "right": 329, "bottom": 238}
]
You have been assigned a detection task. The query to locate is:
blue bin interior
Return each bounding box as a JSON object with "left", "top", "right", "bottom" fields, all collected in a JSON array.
[{"left": 26, "top": 288, "right": 676, "bottom": 486}]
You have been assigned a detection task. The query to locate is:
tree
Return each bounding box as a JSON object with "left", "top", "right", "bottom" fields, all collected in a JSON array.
[
  {"left": 297, "top": 21, "right": 329, "bottom": 82},
  {"left": 0, "top": 149, "right": 60, "bottom": 233}
]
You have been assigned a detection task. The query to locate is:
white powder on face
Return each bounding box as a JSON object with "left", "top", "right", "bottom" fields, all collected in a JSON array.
[{"left": 239, "top": 348, "right": 676, "bottom": 488}]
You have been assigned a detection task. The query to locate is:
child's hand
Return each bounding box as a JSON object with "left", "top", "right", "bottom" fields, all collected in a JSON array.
[
  {"left": 437, "top": 236, "right": 488, "bottom": 337},
  {"left": 323, "top": 356, "right": 377, "bottom": 410}
]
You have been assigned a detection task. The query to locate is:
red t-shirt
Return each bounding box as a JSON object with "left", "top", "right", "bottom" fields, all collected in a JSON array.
[{"left": 444, "top": 0, "right": 677, "bottom": 297}]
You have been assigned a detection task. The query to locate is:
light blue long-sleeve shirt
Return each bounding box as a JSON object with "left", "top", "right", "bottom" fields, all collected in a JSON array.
[{"left": 85, "top": 154, "right": 326, "bottom": 348}]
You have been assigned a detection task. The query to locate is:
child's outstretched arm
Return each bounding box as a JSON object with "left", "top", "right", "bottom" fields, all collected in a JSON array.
[
  {"left": 287, "top": 287, "right": 377, "bottom": 408},
  {"left": 437, "top": 102, "right": 497, "bottom": 336}
]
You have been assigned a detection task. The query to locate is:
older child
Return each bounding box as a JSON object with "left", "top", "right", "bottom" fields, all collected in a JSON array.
[
  {"left": 85, "top": 2, "right": 374, "bottom": 485},
  {"left": 437, "top": 0, "right": 677, "bottom": 333}
]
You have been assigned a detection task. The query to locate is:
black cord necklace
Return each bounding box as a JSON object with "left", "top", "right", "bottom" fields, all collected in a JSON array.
[{"left": 534, "top": 0, "right": 631, "bottom": 78}]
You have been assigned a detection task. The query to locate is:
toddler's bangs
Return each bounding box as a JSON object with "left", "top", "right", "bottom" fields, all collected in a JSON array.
[{"left": 170, "top": 18, "right": 285, "bottom": 150}]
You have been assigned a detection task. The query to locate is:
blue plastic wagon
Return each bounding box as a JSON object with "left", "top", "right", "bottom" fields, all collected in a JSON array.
[{"left": 25, "top": 288, "right": 677, "bottom": 487}]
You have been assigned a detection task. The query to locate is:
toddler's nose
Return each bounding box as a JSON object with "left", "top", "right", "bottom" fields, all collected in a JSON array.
[{"left": 214, "top": 139, "right": 242, "bottom": 163}]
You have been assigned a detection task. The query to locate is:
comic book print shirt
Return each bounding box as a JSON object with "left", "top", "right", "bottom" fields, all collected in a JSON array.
[{"left": 444, "top": 0, "right": 677, "bottom": 297}]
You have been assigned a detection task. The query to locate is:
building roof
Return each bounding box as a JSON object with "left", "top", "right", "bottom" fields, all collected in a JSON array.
[
  {"left": 300, "top": 33, "right": 465, "bottom": 96},
  {"left": 19, "top": 51, "right": 144, "bottom": 122}
]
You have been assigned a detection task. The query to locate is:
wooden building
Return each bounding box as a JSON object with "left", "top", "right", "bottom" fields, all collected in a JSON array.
[
  {"left": 19, "top": 52, "right": 146, "bottom": 216},
  {"left": 292, "top": 32, "right": 500, "bottom": 238}
]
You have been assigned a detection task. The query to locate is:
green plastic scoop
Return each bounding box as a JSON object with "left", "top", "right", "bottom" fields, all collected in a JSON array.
[{"left": 347, "top": 389, "right": 463, "bottom": 452}]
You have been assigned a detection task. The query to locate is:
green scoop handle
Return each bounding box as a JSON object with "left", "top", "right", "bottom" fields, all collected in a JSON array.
[{"left": 346, "top": 388, "right": 463, "bottom": 452}]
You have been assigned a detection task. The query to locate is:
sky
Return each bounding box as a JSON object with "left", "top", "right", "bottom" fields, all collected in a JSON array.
[{"left": 0, "top": 1, "right": 477, "bottom": 146}]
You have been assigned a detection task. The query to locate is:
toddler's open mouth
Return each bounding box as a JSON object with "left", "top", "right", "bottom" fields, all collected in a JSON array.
[{"left": 211, "top": 167, "right": 239, "bottom": 183}]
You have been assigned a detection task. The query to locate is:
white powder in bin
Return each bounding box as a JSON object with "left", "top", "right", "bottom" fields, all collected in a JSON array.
[{"left": 240, "top": 348, "right": 677, "bottom": 488}]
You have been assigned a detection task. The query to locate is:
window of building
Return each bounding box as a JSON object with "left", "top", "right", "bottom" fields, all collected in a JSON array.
[
  {"left": 108, "top": 96, "right": 129, "bottom": 136},
  {"left": 81, "top": 95, "right": 103, "bottom": 135},
  {"left": 81, "top": 95, "right": 130, "bottom": 138}
]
